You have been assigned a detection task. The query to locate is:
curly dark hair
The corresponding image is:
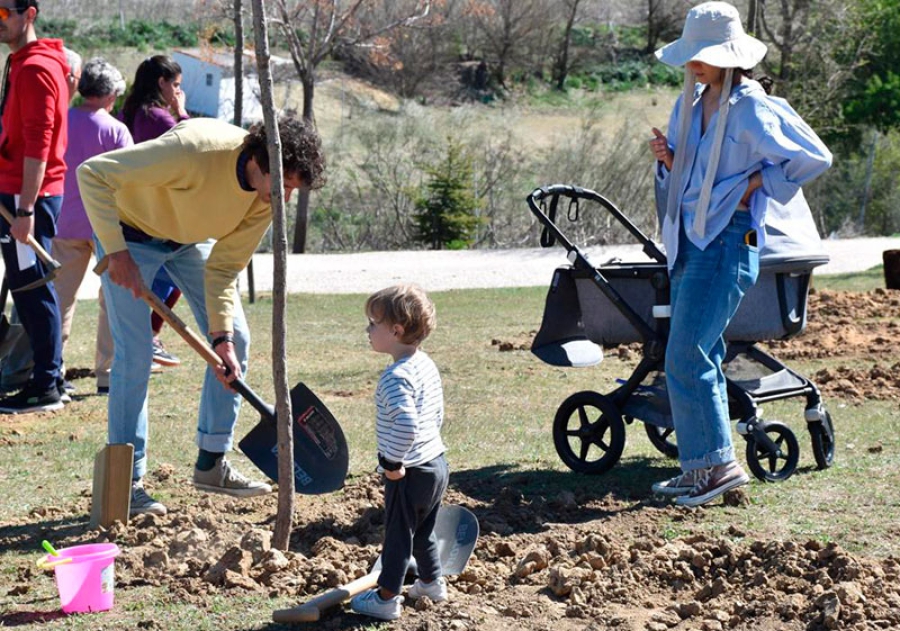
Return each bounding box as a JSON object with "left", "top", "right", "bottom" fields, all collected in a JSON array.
[{"left": 241, "top": 116, "right": 326, "bottom": 190}]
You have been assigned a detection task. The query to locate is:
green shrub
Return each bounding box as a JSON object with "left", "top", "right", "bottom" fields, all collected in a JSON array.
[
  {"left": 37, "top": 18, "right": 199, "bottom": 52},
  {"left": 648, "top": 62, "right": 682, "bottom": 87},
  {"left": 565, "top": 76, "right": 583, "bottom": 91}
]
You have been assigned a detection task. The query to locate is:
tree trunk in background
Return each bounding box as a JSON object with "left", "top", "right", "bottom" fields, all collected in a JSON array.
[
  {"left": 250, "top": 0, "right": 295, "bottom": 551},
  {"left": 884, "top": 251, "right": 900, "bottom": 290},
  {"left": 233, "top": 0, "right": 243, "bottom": 126},
  {"left": 234, "top": 0, "right": 256, "bottom": 303},
  {"left": 553, "top": 0, "right": 580, "bottom": 91},
  {"left": 291, "top": 74, "right": 316, "bottom": 254},
  {"left": 747, "top": 0, "right": 759, "bottom": 35}
]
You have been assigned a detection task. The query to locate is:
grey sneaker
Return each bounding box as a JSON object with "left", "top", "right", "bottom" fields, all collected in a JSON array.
[
  {"left": 151, "top": 338, "right": 180, "bottom": 366},
  {"left": 407, "top": 577, "right": 448, "bottom": 602},
  {"left": 130, "top": 481, "right": 167, "bottom": 516},
  {"left": 350, "top": 589, "right": 404, "bottom": 620},
  {"left": 676, "top": 461, "right": 750, "bottom": 508},
  {"left": 651, "top": 469, "right": 701, "bottom": 497},
  {"left": 192, "top": 459, "right": 272, "bottom": 497}
]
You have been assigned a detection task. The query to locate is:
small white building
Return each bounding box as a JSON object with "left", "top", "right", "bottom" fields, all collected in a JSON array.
[{"left": 173, "top": 47, "right": 289, "bottom": 124}]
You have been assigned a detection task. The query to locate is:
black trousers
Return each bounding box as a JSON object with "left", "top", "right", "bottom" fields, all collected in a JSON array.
[
  {"left": 377, "top": 453, "right": 449, "bottom": 594},
  {"left": 0, "top": 194, "right": 62, "bottom": 389}
]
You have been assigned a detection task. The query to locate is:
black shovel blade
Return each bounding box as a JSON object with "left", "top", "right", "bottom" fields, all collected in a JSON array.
[
  {"left": 239, "top": 382, "right": 349, "bottom": 495},
  {"left": 372, "top": 504, "right": 479, "bottom": 576}
]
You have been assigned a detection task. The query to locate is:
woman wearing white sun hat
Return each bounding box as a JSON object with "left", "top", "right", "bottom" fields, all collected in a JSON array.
[{"left": 648, "top": 1, "right": 832, "bottom": 507}]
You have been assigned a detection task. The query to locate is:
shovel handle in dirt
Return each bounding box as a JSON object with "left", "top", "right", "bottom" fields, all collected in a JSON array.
[
  {"left": 272, "top": 504, "right": 480, "bottom": 623},
  {"left": 0, "top": 203, "right": 62, "bottom": 273},
  {"left": 93, "top": 254, "right": 350, "bottom": 495}
]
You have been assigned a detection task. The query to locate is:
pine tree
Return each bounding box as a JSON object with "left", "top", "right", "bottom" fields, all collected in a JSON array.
[{"left": 414, "top": 138, "right": 482, "bottom": 250}]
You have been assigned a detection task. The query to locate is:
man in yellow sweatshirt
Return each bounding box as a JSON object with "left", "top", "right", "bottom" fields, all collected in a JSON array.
[{"left": 78, "top": 115, "right": 325, "bottom": 516}]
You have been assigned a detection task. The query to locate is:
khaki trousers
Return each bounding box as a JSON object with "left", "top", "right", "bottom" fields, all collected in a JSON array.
[{"left": 52, "top": 238, "right": 113, "bottom": 389}]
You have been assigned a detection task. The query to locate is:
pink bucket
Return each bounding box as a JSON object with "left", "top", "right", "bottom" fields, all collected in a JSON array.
[{"left": 48, "top": 543, "right": 121, "bottom": 614}]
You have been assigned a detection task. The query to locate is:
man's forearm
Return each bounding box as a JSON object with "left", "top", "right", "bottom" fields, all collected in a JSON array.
[{"left": 19, "top": 157, "right": 48, "bottom": 210}]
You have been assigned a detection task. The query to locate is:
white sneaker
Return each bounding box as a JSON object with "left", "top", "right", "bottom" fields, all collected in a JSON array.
[
  {"left": 350, "top": 589, "right": 403, "bottom": 620},
  {"left": 408, "top": 576, "right": 448, "bottom": 602}
]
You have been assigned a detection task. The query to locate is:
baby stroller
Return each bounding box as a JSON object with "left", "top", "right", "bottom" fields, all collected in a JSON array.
[{"left": 527, "top": 184, "right": 836, "bottom": 482}]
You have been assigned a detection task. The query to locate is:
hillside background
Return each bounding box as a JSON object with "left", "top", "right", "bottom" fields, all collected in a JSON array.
[{"left": 6, "top": 0, "right": 899, "bottom": 253}]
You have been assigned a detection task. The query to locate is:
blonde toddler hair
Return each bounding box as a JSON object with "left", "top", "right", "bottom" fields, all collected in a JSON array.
[{"left": 365, "top": 284, "right": 436, "bottom": 346}]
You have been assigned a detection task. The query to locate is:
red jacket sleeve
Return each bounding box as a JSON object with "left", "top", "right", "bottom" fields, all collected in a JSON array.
[{"left": 18, "top": 64, "right": 62, "bottom": 162}]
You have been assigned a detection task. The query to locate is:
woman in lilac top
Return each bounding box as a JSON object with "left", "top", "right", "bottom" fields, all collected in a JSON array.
[
  {"left": 121, "top": 55, "right": 190, "bottom": 143},
  {"left": 54, "top": 58, "right": 132, "bottom": 393},
  {"left": 121, "top": 55, "right": 190, "bottom": 367}
]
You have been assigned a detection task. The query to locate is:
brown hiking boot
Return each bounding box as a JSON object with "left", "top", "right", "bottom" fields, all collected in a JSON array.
[{"left": 675, "top": 461, "right": 750, "bottom": 507}]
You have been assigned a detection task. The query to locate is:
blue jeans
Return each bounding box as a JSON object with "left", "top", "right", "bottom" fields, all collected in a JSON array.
[
  {"left": 94, "top": 237, "right": 249, "bottom": 480},
  {"left": 0, "top": 194, "right": 62, "bottom": 390},
  {"left": 665, "top": 212, "right": 759, "bottom": 472}
]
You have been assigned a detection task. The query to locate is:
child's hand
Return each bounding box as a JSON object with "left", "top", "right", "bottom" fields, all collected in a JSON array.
[{"left": 384, "top": 466, "right": 406, "bottom": 481}]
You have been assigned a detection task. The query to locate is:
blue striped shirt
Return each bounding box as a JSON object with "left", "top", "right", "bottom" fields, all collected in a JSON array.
[{"left": 375, "top": 350, "right": 445, "bottom": 467}]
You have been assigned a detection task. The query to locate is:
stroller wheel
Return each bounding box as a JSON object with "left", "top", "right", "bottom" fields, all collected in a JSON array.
[
  {"left": 809, "top": 410, "right": 836, "bottom": 470},
  {"left": 644, "top": 423, "right": 678, "bottom": 459},
  {"left": 744, "top": 420, "right": 800, "bottom": 482},
  {"left": 553, "top": 391, "right": 626, "bottom": 475}
]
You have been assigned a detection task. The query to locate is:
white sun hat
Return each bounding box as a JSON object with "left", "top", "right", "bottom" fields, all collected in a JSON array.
[{"left": 655, "top": 1, "right": 767, "bottom": 69}]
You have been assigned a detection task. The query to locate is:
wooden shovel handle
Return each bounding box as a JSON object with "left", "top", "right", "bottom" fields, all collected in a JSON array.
[
  {"left": 94, "top": 254, "right": 219, "bottom": 366},
  {"left": 0, "top": 202, "right": 61, "bottom": 270},
  {"left": 272, "top": 571, "right": 379, "bottom": 623}
]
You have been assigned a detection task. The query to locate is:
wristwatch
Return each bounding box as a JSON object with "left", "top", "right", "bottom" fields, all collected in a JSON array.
[{"left": 15, "top": 208, "right": 34, "bottom": 217}]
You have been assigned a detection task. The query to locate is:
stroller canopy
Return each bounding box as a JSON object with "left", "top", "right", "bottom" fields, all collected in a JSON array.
[{"left": 761, "top": 189, "right": 829, "bottom": 272}]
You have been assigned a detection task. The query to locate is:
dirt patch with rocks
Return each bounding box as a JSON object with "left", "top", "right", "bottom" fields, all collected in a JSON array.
[
  {"left": 764, "top": 288, "right": 900, "bottom": 403},
  {"left": 4, "top": 471, "right": 900, "bottom": 631},
  {"left": 4, "top": 288, "right": 899, "bottom": 630}
]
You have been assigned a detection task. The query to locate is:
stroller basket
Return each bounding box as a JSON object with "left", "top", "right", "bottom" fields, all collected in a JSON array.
[{"left": 526, "top": 184, "right": 836, "bottom": 483}]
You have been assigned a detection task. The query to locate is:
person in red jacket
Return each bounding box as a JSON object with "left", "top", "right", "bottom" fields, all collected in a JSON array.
[{"left": 0, "top": 0, "right": 68, "bottom": 413}]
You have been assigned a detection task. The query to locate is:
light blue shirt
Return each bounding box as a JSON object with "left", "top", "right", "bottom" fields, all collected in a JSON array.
[{"left": 655, "top": 80, "right": 832, "bottom": 268}]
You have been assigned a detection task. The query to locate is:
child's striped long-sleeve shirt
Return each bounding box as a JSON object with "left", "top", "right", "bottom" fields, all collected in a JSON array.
[{"left": 375, "top": 350, "right": 445, "bottom": 468}]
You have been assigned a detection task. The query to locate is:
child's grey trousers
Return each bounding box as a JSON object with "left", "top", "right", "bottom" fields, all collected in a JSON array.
[{"left": 377, "top": 453, "right": 449, "bottom": 594}]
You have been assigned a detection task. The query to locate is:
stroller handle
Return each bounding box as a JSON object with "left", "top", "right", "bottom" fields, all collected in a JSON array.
[{"left": 527, "top": 184, "right": 667, "bottom": 264}]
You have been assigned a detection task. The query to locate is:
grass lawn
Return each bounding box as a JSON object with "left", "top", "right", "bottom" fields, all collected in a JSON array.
[{"left": 0, "top": 270, "right": 896, "bottom": 629}]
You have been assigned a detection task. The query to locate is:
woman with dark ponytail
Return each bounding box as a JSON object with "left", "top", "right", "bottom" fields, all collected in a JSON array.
[
  {"left": 121, "top": 54, "right": 188, "bottom": 142},
  {"left": 121, "top": 54, "right": 190, "bottom": 367}
]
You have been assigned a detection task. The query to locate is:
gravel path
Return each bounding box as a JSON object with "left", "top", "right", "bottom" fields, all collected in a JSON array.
[
  {"left": 236, "top": 236, "right": 899, "bottom": 295},
  {"left": 4, "top": 237, "right": 898, "bottom": 299}
]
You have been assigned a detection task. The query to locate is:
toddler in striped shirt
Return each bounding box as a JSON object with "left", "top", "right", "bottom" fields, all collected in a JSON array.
[{"left": 350, "top": 284, "right": 449, "bottom": 621}]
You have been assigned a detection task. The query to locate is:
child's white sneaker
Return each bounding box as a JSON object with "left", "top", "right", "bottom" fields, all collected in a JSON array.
[
  {"left": 350, "top": 589, "right": 404, "bottom": 620},
  {"left": 407, "top": 576, "right": 448, "bottom": 602}
]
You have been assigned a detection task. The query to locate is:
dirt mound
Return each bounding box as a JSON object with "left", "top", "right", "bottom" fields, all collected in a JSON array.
[
  {"left": 762, "top": 288, "right": 900, "bottom": 403},
  {"left": 5, "top": 471, "right": 900, "bottom": 630}
]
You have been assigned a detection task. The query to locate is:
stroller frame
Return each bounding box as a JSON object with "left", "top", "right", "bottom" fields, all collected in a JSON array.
[{"left": 527, "top": 184, "right": 835, "bottom": 482}]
